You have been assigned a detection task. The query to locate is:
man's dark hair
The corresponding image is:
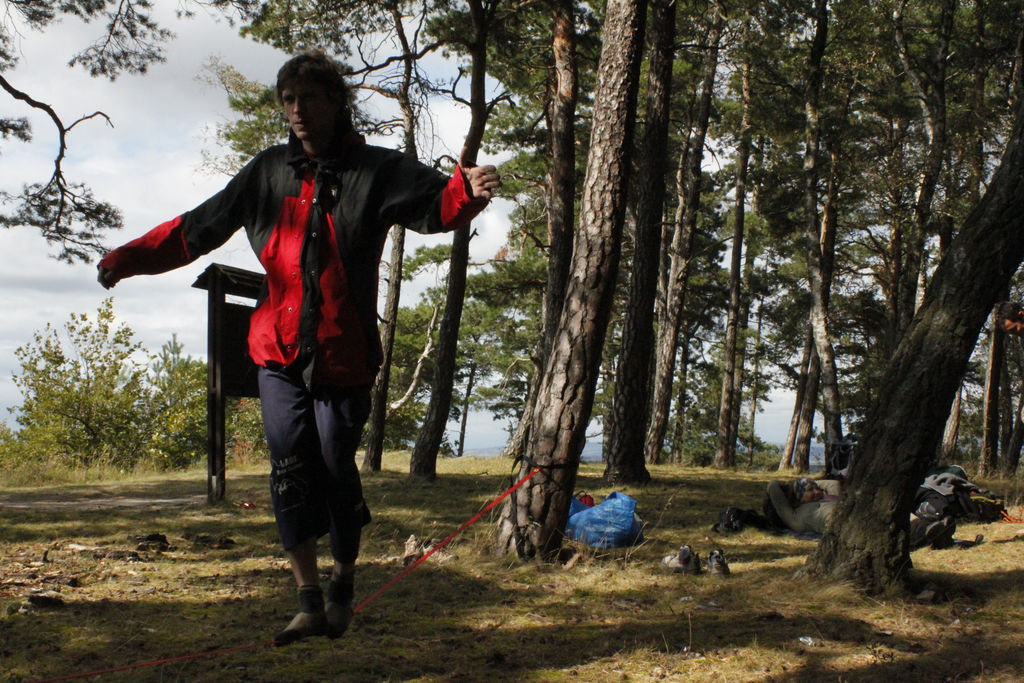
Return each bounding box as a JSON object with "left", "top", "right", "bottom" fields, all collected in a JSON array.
[
  {"left": 995, "top": 301, "right": 1024, "bottom": 322},
  {"left": 276, "top": 51, "right": 354, "bottom": 133}
]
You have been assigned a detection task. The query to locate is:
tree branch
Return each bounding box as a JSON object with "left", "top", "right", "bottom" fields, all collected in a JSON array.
[{"left": 387, "top": 305, "right": 442, "bottom": 417}]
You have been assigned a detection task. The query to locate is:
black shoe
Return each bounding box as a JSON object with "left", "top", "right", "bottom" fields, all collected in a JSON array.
[
  {"left": 325, "top": 577, "right": 355, "bottom": 639},
  {"left": 273, "top": 610, "right": 328, "bottom": 646},
  {"left": 273, "top": 585, "right": 328, "bottom": 646},
  {"left": 707, "top": 548, "right": 731, "bottom": 575},
  {"left": 325, "top": 601, "right": 353, "bottom": 639},
  {"left": 925, "top": 517, "right": 956, "bottom": 550}
]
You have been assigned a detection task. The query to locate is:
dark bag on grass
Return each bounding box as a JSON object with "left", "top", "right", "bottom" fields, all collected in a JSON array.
[
  {"left": 961, "top": 490, "right": 1007, "bottom": 522},
  {"left": 914, "top": 468, "right": 1007, "bottom": 523},
  {"left": 712, "top": 506, "right": 774, "bottom": 533}
]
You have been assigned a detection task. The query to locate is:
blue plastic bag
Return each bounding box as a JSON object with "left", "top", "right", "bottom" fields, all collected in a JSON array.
[{"left": 565, "top": 491, "right": 644, "bottom": 548}]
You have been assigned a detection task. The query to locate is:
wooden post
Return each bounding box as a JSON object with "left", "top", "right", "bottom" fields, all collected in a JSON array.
[
  {"left": 207, "top": 271, "right": 226, "bottom": 502},
  {"left": 192, "top": 264, "right": 264, "bottom": 503}
]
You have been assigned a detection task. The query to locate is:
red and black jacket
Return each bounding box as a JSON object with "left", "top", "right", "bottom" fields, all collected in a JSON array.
[{"left": 100, "top": 132, "right": 487, "bottom": 386}]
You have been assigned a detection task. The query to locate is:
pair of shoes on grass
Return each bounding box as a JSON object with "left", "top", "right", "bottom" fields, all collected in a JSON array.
[
  {"left": 661, "top": 545, "right": 730, "bottom": 575},
  {"left": 273, "top": 579, "right": 354, "bottom": 646}
]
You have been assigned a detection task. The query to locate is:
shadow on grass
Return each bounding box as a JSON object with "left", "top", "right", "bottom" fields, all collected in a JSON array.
[
  {"left": 16, "top": 563, "right": 1020, "bottom": 682},
  {"left": 4, "top": 464, "right": 1021, "bottom": 681}
]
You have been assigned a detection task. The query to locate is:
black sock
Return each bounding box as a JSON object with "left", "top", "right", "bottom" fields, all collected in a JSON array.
[
  {"left": 327, "top": 577, "right": 354, "bottom": 605},
  {"left": 297, "top": 585, "right": 324, "bottom": 613}
]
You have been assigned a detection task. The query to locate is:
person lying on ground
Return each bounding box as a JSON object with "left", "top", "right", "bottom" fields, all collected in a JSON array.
[{"left": 764, "top": 477, "right": 841, "bottom": 535}]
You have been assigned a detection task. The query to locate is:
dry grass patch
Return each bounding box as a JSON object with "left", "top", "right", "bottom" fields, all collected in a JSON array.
[{"left": 1, "top": 455, "right": 1022, "bottom": 682}]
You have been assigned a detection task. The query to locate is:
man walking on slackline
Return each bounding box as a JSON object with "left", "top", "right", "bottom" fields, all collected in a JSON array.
[{"left": 97, "top": 51, "right": 500, "bottom": 645}]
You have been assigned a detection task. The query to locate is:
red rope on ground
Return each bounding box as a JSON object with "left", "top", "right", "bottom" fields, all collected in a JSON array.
[
  {"left": 28, "top": 467, "right": 541, "bottom": 683},
  {"left": 1000, "top": 507, "right": 1024, "bottom": 523},
  {"left": 27, "top": 642, "right": 273, "bottom": 682},
  {"left": 354, "top": 467, "right": 540, "bottom": 614}
]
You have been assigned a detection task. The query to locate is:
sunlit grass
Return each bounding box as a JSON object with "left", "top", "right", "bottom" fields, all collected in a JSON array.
[{"left": 1, "top": 454, "right": 1022, "bottom": 682}]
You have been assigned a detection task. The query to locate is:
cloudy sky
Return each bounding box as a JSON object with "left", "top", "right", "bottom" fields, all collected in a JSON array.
[{"left": 1, "top": 5, "right": 800, "bottom": 452}]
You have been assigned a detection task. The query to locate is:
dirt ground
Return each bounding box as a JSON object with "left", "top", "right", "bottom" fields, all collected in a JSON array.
[{"left": 0, "top": 477, "right": 209, "bottom": 510}]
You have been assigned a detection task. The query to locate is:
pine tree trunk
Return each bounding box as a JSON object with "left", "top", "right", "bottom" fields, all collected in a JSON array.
[
  {"left": 500, "top": 369, "right": 537, "bottom": 460},
  {"left": 999, "top": 354, "right": 1013, "bottom": 463},
  {"left": 714, "top": 56, "right": 751, "bottom": 470},
  {"left": 502, "top": 0, "right": 577, "bottom": 464},
  {"left": 746, "top": 301, "right": 764, "bottom": 465},
  {"left": 939, "top": 385, "right": 961, "bottom": 462},
  {"left": 808, "top": 101, "right": 1024, "bottom": 594},
  {"left": 410, "top": 0, "right": 490, "bottom": 480},
  {"left": 495, "top": 0, "right": 648, "bottom": 560},
  {"left": 1003, "top": 384, "right": 1024, "bottom": 475},
  {"left": 455, "top": 361, "right": 477, "bottom": 459},
  {"left": 891, "top": 0, "right": 953, "bottom": 341},
  {"left": 668, "top": 329, "right": 694, "bottom": 463},
  {"left": 803, "top": 0, "right": 843, "bottom": 447},
  {"left": 981, "top": 314, "right": 1004, "bottom": 475},
  {"left": 364, "top": 13, "right": 420, "bottom": 473},
  {"left": 363, "top": 227, "right": 406, "bottom": 473},
  {"left": 605, "top": 0, "right": 676, "bottom": 485},
  {"left": 780, "top": 330, "right": 814, "bottom": 470},
  {"left": 793, "top": 350, "right": 820, "bottom": 473},
  {"left": 644, "top": 3, "right": 724, "bottom": 464},
  {"left": 410, "top": 228, "right": 470, "bottom": 480}
]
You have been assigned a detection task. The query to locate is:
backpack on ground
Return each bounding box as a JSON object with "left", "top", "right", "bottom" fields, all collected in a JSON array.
[
  {"left": 961, "top": 490, "right": 1007, "bottom": 522},
  {"left": 712, "top": 506, "right": 774, "bottom": 533},
  {"left": 913, "top": 467, "right": 1007, "bottom": 524}
]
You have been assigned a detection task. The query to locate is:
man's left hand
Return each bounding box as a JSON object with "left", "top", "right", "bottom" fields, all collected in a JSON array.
[
  {"left": 464, "top": 163, "right": 501, "bottom": 200},
  {"left": 459, "top": 148, "right": 501, "bottom": 200}
]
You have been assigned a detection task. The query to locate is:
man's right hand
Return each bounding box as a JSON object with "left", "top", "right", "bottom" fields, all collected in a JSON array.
[{"left": 97, "top": 265, "right": 116, "bottom": 289}]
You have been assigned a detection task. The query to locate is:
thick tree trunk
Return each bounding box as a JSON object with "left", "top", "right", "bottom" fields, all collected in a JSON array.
[
  {"left": 645, "top": 4, "right": 724, "bottom": 463},
  {"left": 410, "top": 0, "right": 491, "bottom": 480},
  {"left": 1014, "top": 2, "right": 1024, "bottom": 106},
  {"left": 502, "top": 0, "right": 577, "bottom": 463},
  {"left": 605, "top": 0, "right": 676, "bottom": 484},
  {"left": 495, "top": 0, "right": 647, "bottom": 560},
  {"left": 714, "top": 56, "right": 751, "bottom": 469},
  {"left": 808, "top": 101, "right": 1024, "bottom": 594}
]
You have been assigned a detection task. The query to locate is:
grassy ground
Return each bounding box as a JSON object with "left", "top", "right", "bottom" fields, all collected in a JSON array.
[{"left": 1, "top": 455, "right": 1022, "bottom": 682}]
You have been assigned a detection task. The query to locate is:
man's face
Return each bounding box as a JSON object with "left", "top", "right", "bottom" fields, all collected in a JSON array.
[
  {"left": 801, "top": 485, "right": 824, "bottom": 504},
  {"left": 280, "top": 79, "right": 341, "bottom": 153}
]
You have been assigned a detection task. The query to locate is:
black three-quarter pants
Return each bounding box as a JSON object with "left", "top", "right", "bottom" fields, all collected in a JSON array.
[{"left": 257, "top": 364, "right": 372, "bottom": 563}]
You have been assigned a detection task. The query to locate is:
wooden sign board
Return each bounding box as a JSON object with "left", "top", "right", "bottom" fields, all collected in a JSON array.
[{"left": 192, "top": 264, "right": 264, "bottom": 502}]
